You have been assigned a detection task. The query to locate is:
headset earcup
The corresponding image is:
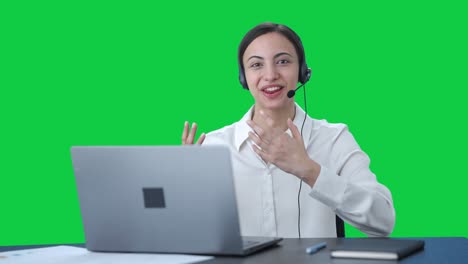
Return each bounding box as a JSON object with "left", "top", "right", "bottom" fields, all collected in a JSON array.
[
  {"left": 300, "top": 65, "right": 311, "bottom": 84},
  {"left": 298, "top": 63, "right": 307, "bottom": 84},
  {"left": 239, "top": 66, "right": 249, "bottom": 89}
]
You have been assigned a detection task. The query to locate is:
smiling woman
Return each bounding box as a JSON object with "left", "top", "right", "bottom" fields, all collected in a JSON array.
[
  {"left": 243, "top": 33, "right": 299, "bottom": 112},
  {"left": 181, "top": 22, "right": 395, "bottom": 239}
]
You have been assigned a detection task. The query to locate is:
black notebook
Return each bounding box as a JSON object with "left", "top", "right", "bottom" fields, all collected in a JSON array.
[{"left": 330, "top": 238, "right": 425, "bottom": 260}]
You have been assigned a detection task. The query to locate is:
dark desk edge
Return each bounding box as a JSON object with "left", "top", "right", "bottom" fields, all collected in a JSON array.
[{"left": 1, "top": 237, "right": 466, "bottom": 253}]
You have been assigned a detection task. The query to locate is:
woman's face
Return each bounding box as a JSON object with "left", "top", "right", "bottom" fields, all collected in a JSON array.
[{"left": 243, "top": 32, "right": 300, "bottom": 111}]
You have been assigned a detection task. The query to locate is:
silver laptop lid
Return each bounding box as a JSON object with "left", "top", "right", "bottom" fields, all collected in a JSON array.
[{"left": 71, "top": 146, "right": 245, "bottom": 255}]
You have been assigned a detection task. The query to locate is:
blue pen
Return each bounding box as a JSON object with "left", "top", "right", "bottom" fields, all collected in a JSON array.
[{"left": 305, "top": 242, "right": 327, "bottom": 254}]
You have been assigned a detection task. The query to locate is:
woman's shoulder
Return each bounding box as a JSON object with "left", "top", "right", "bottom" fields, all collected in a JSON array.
[
  {"left": 311, "top": 117, "right": 348, "bottom": 133},
  {"left": 206, "top": 123, "right": 236, "bottom": 136},
  {"left": 204, "top": 122, "right": 238, "bottom": 145},
  {"left": 309, "top": 118, "right": 363, "bottom": 150}
]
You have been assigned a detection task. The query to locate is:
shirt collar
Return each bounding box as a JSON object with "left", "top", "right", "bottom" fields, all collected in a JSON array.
[{"left": 233, "top": 103, "right": 309, "bottom": 151}]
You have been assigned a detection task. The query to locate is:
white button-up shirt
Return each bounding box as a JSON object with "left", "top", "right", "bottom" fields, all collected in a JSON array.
[{"left": 204, "top": 103, "right": 395, "bottom": 238}]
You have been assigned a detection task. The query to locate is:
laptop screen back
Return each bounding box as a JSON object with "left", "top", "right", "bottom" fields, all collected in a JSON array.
[{"left": 71, "top": 146, "right": 244, "bottom": 255}]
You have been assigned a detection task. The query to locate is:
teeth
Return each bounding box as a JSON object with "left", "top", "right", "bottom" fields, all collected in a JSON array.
[{"left": 264, "top": 86, "right": 281, "bottom": 92}]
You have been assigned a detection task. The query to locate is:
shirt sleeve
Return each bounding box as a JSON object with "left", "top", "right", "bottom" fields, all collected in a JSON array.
[{"left": 308, "top": 125, "right": 396, "bottom": 237}]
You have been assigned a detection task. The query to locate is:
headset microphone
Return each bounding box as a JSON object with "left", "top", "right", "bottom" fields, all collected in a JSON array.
[{"left": 287, "top": 83, "right": 305, "bottom": 98}]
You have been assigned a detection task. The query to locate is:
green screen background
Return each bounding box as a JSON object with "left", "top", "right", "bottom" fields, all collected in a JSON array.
[{"left": 1, "top": 1, "right": 467, "bottom": 245}]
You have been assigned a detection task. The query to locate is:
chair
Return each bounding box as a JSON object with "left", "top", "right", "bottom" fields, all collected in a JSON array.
[{"left": 336, "top": 215, "right": 345, "bottom": 237}]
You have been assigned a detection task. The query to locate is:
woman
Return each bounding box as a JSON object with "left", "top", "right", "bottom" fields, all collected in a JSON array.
[{"left": 182, "top": 22, "right": 395, "bottom": 238}]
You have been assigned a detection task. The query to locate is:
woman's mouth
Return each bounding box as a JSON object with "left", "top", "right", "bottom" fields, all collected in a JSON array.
[{"left": 262, "top": 86, "right": 284, "bottom": 98}]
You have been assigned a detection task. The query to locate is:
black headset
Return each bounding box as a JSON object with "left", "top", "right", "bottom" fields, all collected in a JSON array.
[{"left": 239, "top": 55, "right": 312, "bottom": 90}]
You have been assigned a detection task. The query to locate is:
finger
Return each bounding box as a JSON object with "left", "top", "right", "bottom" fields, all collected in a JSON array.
[
  {"left": 182, "top": 121, "right": 189, "bottom": 144},
  {"left": 252, "top": 143, "right": 270, "bottom": 163},
  {"left": 288, "top": 118, "right": 302, "bottom": 141},
  {"left": 248, "top": 131, "right": 268, "bottom": 152},
  {"left": 246, "top": 120, "right": 268, "bottom": 142},
  {"left": 196, "top": 133, "right": 206, "bottom": 145},
  {"left": 187, "top": 123, "right": 198, "bottom": 144}
]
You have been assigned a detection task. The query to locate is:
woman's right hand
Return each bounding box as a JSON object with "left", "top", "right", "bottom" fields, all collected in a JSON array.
[{"left": 182, "top": 121, "right": 206, "bottom": 145}]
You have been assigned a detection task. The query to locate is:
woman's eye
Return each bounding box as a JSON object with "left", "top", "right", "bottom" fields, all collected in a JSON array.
[
  {"left": 250, "top": 62, "right": 261, "bottom": 68},
  {"left": 277, "top": 59, "right": 289, "bottom": 64}
]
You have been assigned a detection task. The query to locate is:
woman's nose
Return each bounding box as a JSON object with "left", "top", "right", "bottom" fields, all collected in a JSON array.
[{"left": 263, "top": 64, "right": 279, "bottom": 82}]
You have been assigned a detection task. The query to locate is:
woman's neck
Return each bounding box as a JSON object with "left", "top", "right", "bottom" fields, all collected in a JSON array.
[{"left": 252, "top": 103, "right": 296, "bottom": 134}]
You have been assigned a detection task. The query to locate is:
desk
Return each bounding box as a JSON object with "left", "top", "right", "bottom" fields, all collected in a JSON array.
[{"left": 1, "top": 237, "right": 466, "bottom": 264}]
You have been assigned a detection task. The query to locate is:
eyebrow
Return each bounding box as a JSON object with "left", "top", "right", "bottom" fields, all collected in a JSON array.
[{"left": 247, "top": 52, "right": 293, "bottom": 62}]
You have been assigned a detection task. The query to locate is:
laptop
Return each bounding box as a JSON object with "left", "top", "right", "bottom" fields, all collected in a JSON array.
[{"left": 71, "top": 146, "right": 282, "bottom": 256}]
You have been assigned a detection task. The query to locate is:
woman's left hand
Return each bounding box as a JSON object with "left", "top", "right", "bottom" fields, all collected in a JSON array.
[{"left": 247, "top": 112, "right": 320, "bottom": 185}]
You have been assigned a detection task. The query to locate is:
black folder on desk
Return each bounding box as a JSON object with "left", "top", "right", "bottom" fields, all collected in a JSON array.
[{"left": 330, "top": 238, "right": 425, "bottom": 260}]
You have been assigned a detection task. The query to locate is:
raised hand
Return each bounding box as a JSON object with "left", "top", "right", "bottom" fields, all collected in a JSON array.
[{"left": 182, "top": 121, "right": 205, "bottom": 145}]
